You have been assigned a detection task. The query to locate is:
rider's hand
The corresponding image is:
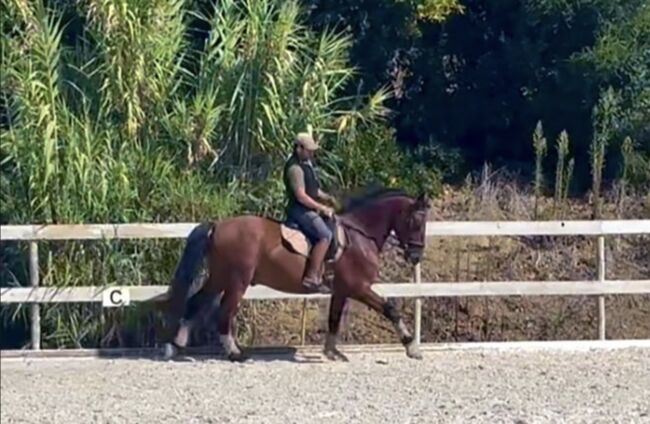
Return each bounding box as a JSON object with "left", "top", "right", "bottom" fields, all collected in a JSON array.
[
  {"left": 320, "top": 206, "right": 335, "bottom": 218},
  {"left": 319, "top": 190, "right": 337, "bottom": 207}
]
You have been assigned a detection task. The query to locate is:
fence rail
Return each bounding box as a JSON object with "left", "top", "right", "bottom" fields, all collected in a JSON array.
[
  {"left": 2, "top": 219, "right": 650, "bottom": 240},
  {"left": 2, "top": 281, "right": 650, "bottom": 303},
  {"left": 1, "top": 219, "right": 649, "bottom": 350}
]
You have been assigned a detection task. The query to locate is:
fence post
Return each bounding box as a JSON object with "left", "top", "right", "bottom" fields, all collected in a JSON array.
[
  {"left": 29, "top": 241, "right": 41, "bottom": 350},
  {"left": 414, "top": 263, "right": 422, "bottom": 345},
  {"left": 597, "top": 236, "right": 606, "bottom": 340},
  {"left": 300, "top": 298, "right": 307, "bottom": 346}
]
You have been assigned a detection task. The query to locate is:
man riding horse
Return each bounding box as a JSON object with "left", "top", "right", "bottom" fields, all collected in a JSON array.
[
  {"left": 283, "top": 132, "right": 337, "bottom": 294},
  {"left": 160, "top": 131, "right": 431, "bottom": 362}
]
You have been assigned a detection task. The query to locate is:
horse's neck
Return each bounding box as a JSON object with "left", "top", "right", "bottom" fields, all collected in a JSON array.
[{"left": 341, "top": 198, "right": 401, "bottom": 250}]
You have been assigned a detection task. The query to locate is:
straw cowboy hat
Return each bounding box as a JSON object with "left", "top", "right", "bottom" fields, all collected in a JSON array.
[{"left": 294, "top": 132, "right": 319, "bottom": 151}]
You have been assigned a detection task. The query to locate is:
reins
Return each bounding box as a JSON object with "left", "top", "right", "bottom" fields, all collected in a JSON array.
[{"left": 337, "top": 215, "right": 389, "bottom": 253}]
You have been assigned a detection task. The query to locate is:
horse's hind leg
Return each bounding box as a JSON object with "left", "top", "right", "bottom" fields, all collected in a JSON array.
[
  {"left": 351, "top": 286, "right": 422, "bottom": 359},
  {"left": 184, "top": 287, "right": 222, "bottom": 340},
  {"left": 217, "top": 284, "right": 248, "bottom": 362},
  {"left": 164, "top": 285, "right": 221, "bottom": 360}
]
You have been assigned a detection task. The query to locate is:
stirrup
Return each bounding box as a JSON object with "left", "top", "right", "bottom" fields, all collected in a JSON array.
[
  {"left": 323, "top": 267, "right": 335, "bottom": 285},
  {"left": 302, "top": 276, "right": 331, "bottom": 294}
]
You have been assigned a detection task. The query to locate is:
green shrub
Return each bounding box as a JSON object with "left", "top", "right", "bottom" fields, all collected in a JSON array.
[{"left": 333, "top": 122, "right": 443, "bottom": 198}]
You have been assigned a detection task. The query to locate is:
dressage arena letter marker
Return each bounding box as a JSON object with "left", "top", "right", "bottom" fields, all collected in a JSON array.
[{"left": 102, "top": 287, "right": 131, "bottom": 307}]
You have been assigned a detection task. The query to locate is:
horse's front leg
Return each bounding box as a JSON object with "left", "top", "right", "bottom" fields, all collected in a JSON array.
[
  {"left": 324, "top": 291, "right": 349, "bottom": 361},
  {"left": 351, "top": 286, "right": 422, "bottom": 359}
]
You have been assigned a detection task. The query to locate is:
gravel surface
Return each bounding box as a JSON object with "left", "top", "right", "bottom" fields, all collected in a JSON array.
[{"left": 2, "top": 348, "right": 649, "bottom": 423}]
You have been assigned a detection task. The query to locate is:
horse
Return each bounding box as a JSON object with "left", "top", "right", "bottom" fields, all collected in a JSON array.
[{"left": 159, "top": 187, "right": 431, "bottom": 362}]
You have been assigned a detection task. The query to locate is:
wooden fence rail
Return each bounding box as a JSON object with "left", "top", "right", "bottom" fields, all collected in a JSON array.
[{"left": 1, "top": 219, "right": 649, "bottom": 350}]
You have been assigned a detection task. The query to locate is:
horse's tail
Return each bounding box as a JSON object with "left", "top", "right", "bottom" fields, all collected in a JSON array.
[{"left": 161, "top": 222, "right": 215, "bottom": 322}]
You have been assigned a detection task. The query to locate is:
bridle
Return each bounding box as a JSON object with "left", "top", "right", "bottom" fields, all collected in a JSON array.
[
  {"left": 332, "top": 193, "right": 430, "bottom": 258},
  {"left": 399, "top": 207, "right": 427, "bottom": 253},
  {"left": 401, "top": 238, "right": 425, "bottom": 252}
]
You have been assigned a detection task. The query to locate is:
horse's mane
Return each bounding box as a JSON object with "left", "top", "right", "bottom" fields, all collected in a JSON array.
[{"left": 340, "top": 185, "right": 410, "bottom": 213}]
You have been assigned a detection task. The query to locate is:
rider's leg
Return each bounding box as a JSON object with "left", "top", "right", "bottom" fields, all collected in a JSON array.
[
  {"left": 298, "top": 212, "right": 333, "bottom": 293},
  {"left": 303, "top": 237, "right": 331, "bottom": 288}
]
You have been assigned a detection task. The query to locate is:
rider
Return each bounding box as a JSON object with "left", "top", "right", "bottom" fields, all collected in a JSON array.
[{"left": 283, "top": 132, "right": 337, "bottom": 294}]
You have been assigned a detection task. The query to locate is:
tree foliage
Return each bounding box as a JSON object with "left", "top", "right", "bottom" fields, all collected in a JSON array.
[
  {"left": 307, "top": 0, "right": 649, "bottom": 191},
  {"left": 1, "top": 0, "right": 648, "bottom": 349},
  {"left": 0, "top": 0, "right": 415, "bottom": 348}
]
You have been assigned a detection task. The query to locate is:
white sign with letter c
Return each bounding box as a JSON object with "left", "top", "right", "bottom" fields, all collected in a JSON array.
[{"left": 102, "top": 287, "right": 131, "bottom": 307}]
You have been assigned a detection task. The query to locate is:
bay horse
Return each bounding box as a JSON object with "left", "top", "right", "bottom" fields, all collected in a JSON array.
[{"left": 159, "top": 187, "right": 431, "bottom": 361}]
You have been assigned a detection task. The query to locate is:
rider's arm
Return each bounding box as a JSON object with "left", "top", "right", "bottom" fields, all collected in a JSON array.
[
  {"left": 318, "top": 189, "right": 331, "bottom": 201},
  {"left": 287, "top": 165, "right": 329, "bottom": 213},
  {"left": 318, "top": 189, "right": 339, "bottom": 209}
]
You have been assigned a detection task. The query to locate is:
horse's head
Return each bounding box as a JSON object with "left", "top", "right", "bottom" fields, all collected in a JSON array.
[
  {"left": 341, "top": 187, "right": 431, "bottom": 265},
  {"left": 392, "top": 193, "right": 431, "bottom": 265}
]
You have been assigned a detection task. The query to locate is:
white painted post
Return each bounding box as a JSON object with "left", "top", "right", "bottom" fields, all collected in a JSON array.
[
  {"left": 414, "top": 263, "right": 422, "bottom": 345},
  {"left": 29, "top": 241, "right": 40, "bottom": 350},
  {"left": 597, "top": 236, "right": 606, "bottom": 340}
]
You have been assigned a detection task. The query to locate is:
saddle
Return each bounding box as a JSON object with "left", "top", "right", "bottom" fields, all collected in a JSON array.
[{"left": 280, "top": 216, "right": 347, "bottom": 263}]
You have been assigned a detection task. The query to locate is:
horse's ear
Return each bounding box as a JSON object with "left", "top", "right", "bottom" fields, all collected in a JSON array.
[{"left": 416, "top": 192, "right": 431, "bottom": 209}]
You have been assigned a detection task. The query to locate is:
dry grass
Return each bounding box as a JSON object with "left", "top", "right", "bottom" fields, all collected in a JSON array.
[{"left": 226, "top": 170, "right": 650, "bottom": 347}]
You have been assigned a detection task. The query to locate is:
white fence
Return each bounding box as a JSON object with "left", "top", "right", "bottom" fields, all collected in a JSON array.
[{"left": 1, "top": 220, "right": 650, "bottom": 350}]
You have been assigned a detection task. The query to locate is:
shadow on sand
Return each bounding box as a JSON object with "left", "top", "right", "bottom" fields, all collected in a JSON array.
[{"left": 94, "top": 345, "right": 330, "bottom": 364}]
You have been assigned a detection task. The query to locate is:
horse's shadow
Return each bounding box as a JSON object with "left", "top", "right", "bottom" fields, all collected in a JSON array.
[{"left": 96, "top": 345, "right": 328, "bottom": 364}]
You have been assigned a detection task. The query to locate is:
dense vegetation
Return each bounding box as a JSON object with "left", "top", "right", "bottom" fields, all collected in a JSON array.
[
  {"left": 309, "top": 0, "right": 649, "bottom": 189},
  {"left": 1, "top": 0, "right": 648, "bottom": 349}
]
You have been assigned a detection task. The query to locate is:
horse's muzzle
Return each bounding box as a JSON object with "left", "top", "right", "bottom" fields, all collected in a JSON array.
[{"left": 405, "top": 248, "right": 423, "bottom": 265}]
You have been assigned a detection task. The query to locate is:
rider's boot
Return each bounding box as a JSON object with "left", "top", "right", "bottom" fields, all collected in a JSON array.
[{"left": 302, "top": 238, "right": 331, "bottom": 294}]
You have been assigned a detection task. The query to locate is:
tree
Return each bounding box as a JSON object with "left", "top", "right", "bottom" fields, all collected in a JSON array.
[{"left": 307, "top": 0, "right": 649, "bottom": 190}]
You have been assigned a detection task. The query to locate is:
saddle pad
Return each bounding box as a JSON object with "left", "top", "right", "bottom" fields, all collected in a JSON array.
[
  {"left": 280, "top": 225, "right": 310, "bottom": 256},
  {"left": 280, "top": 223, "right": 346, "bottom": 259}
]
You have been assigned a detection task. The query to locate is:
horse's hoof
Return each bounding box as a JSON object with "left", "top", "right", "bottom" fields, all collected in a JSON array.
[
  {"left": 324, "top": 348, "right": 349, "bottom": 362},
  {"left": 406, "top": 343, "right": 423, "bottom": 360},
  {"left": 227, "top": 351, "right": 250, "bottom": 363},
  {"left": 163, "top": 343, "right": 177, "bottom": 360},
  {"left": 408, "top": 351, "right": 423, "bottom": 360}
]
